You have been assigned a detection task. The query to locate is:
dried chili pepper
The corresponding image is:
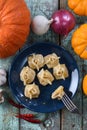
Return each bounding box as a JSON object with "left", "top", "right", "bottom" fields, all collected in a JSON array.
[
  {"left": 24, "top": 118, "right": 41, "bottom": 124},
  {"left": 16, "top": 113, "right": 35, "bottom": 118},
  {"left": 8, "top": 98, "right": 24, "bottom": 108},
  {"left": 15, "top": 114, "right": 41, "bottom": 124}
]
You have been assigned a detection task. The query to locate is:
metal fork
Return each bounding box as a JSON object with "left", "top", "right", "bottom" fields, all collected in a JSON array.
[{"left": 62, "top": 92, "right": 87, "bottom": 120}]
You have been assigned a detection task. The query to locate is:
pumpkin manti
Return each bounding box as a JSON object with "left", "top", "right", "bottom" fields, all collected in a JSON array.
[
  {"left": 71, "top": 24, "right": 87, "bottom": 59},
  {"left": 0, "top": 0, "right": 31, "bottom": 58},
  {"left": 68, "top": 0, "right": 87, "bottom": 16}
]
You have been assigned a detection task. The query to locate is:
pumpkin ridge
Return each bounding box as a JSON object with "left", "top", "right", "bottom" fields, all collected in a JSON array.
[
  {"left": 74, "top": 43, "right": 87, "bottom": 55},
  {"left": 72, "top": 37, "right": 87, "bottom": 43},
  {"left": 0, "top": 38, "right": 24, "bottom": 57},
  {"left": 84, "top": 0, "right": 87, "bottom": 16},
  {"left": 0, "top": 28, "right": 28, "bottom": 47},
  {"left": 81, "top": 45, "right": 87, "bottom": 54},
  {"left": 68, "top": 0, "right": 81, "bottom": 10},
  {"left": 72, "top": 40, "right": 87, "bottom": 48},
  {"left": 68, "top": 0, "right": 87, "bottom": 16},
  {"left": 1, "top": 0, "right": 30, "bottom": 25},
  {"left": 0, "top": 44, "right": 15, "bottom": 58},
  {"left": 0, "top": 25, "right": 29, "bottom": 39},
  {"left": 74, "top": 1, "right": 85, "bottom": 16},
  {"left": 73, "top": 30, "right": 87, "bottom": 40},
  {"left": 2, "top": 15, "right": 30, "bottom": 25},
  {"left": 80, "top": 50, "right": 87, "bottom": 59},
  {"left": 1, "top": 9, "right": 30, "bottom": 25},
  {"left": 1, "top": 1, "right": 19, "bottom": 17},
  {"left": 1, "top": 0, "right": 28, "bottom": 15},
  {"left": 1, "top": 22, "right": 30, "bottom": 26},
  {"left": 0, "top": 0, "right": 6, "bottom": 12},
  {"left": 1, "top": 7, "right": 29, "bottom": 20},
  {"left": 85, "top": 4, "right": 87, "bottom": 15}
]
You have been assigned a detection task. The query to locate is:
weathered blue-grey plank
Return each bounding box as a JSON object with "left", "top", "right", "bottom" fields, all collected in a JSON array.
[
  {"left": 61, "top": 31, "right": 83, "bottom": 130},
  {"left": 0, "top": 95, "right": 19, "bottom": 130},
  {"left": 0, "top": 55, "right": 19, "bottom": 130},
  {"left": 20, "top": 0, "right": 60, "bottom": 130},
  {"left": 60, "top": 1, "right": 83, "bottom": 129},
  {"left": 82, "top": 61, "right": 87, "bottom": 130}
]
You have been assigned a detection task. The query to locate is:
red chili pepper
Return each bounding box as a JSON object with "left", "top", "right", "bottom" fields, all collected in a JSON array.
[
  {"left": 16, "top": 113, "right": 35, "bottom": 118},
  {"left": 24, "top": 118, "right": 41, "bottom": 124},
  {"left": 15, "top": 115, "right": 41, "bottom": 124},
  {"left": 8, "top": 98, "right": 24, "bottom": 108}
]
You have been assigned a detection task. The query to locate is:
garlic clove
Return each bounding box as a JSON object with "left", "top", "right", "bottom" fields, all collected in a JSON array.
[
  {"left": 0, "top": 76, "right": 7, "bottom": 86},
  {"left": 0, "top": 89, "right": 4, "bottom": 103},
  {"left": 31, "top": 15, "right": 53, "bottom": 35},
  {"left": 0, "top": 69, "right": 7, "bottom": 86},
  {"left": 0, "top": 69, "right": 7, "bottom": 76},
  {"left": 0, "top": 96, "right": 4, "bottom": 103}
]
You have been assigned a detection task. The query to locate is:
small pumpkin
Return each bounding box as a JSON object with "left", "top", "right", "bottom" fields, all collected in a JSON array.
[
  {"left": 68, "top": 0, "right": 87, "bottom": 16},
  {"left": 82, "top": 75, "right": 87, "bottom": 95},
  {"left": 0, "top": 0, "right": 31, "bottom": 58},
  {"left": 71, "top": 24, "right": 87, "bottom": 59}
]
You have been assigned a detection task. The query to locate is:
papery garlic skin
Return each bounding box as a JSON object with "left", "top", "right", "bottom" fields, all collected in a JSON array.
[
  {"left": 0, "top": 69, "right": 7, "bottom": 86},
  {"left": 0, "top": 89, "right": 4, "bottom": 103},
  {"left": 31, "top": 15, "right": 53, "bottom": 35}
]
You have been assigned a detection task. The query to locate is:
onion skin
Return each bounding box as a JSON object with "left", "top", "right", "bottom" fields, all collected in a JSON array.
[{"left": 51, "top": 9, "right": 76, "bottom": 36}]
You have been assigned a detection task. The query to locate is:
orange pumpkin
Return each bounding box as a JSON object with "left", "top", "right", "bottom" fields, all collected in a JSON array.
[
  {"left": 71, "top": 24, "right": 87, "bottom": 59},
  {"left": 0, "top": 0, "right": 31, "bottom": 58},
  {"left": 82, "top": 75, "right": 87, "bottom": 95},
  {"left": 68, "top": 0, "right": 87, "bottom": 16}
]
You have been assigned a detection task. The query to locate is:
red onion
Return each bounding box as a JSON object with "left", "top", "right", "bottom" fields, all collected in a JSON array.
[{"left": 51, "top": 9, "right": 76, "bottom": 36}]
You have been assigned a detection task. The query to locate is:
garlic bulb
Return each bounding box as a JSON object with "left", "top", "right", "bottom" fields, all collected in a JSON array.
[
  {"left": 0, "top": 89, "right": 4, "bottom": 103},
  {"left": 0, "top": 69, "right": 7, "bottom": 86},
  {"left": 31, "top": 15, "right": 53, "bottom": 35}
]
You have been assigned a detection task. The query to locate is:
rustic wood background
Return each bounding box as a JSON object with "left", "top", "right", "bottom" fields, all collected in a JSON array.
[{"left": 0, "top": 0, "right": 87, "bottom": 130}]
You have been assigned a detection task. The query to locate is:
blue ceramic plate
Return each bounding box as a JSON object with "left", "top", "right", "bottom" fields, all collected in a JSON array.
[{"left": 9, "top": 42, "right": 79, "bottom": 113}]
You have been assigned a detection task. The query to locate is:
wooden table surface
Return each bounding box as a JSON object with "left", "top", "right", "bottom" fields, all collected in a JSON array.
[{"left": 0, "top": 0, "right": 87, "bottom": 130}]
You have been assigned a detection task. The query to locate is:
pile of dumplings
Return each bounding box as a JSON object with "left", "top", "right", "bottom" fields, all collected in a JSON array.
[{"left": 20, "top": 53, "right": 69, "bottom": 99}]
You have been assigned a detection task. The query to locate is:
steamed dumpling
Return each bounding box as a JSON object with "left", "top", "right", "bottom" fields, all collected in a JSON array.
[
  {"left": 37, "top": 68, "right": 54, "bottom": 86},
  {"left": 44, "top": 53, "right": 60, "bottom": 68},
  {"left": 51, "top": 86, "right": 65, "bottom": 100},
  {"left": 24, "top": 83, "right": 40, "bottom": 99},
  {"left": 28, "top": 54, "right": 44, "bottom": 71},
  {"left": 53, "top": 64, "right": 69, "bottom": 80},
  {"left": 20, "top": 66, "right": 36, "bottom": 85}
]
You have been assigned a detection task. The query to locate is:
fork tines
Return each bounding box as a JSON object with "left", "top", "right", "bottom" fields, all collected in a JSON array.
[{"left": 62, "top": 93, "right": 80, "bottom": 114}]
